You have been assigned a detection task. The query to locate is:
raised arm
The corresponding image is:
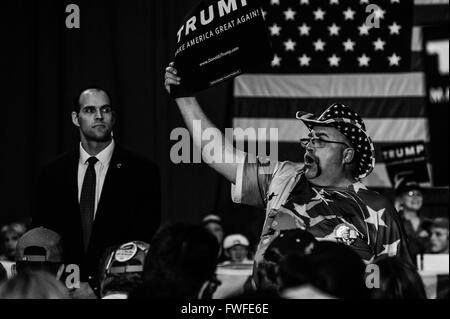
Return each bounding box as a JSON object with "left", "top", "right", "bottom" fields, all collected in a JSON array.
[{"left": 164, "top": 63, "right": 242, "bottom": 184}]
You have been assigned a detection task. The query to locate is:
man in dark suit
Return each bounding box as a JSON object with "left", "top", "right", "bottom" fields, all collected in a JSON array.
[{"left": 32, "top": 88, "right": 161, "bottom": 294}]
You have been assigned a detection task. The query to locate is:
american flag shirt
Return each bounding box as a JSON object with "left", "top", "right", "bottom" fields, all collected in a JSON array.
[{"left": 232, "top": 155, "right": 412, "bottom": 279}]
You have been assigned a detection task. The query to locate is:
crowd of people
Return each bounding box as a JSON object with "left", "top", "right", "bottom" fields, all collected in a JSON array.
[
  {"left": 0, "top": 210, "right": 448, "bottom": 299},
  {"left": 0, "top": 65, "right": 448, "bottom": 300},
  {"left": 395, "top": 180, "right": 449, "bottom": 259}
]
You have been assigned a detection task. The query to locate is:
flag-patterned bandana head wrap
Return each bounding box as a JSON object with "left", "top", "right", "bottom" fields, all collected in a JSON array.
[{"left": 297, "top": 103, "right": 376, "bottom": 179}]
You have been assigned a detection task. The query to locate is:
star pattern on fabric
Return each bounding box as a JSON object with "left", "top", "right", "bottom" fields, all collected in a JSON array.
[
  {"left": 328, "top": 54, "right": 341, "bottom": 67},
  {"left": 269, "top": 23, "right": 282, "bottom": 36},
  {"left": 284, "top": 38, "right": 297, "bottom": 51},
  {"left": 328, "top": 23, "right": 341, "bottom": 36},
  {"left": 358, "top": 54, "right": 370, "bottom": 66},
  {"left": 389, "top": 22, "right": 401, "bottom": 35},
  {"left": 275, "top": 206, "right": 308, "bottom": 229},
  {"left": 373, "top": 38, "right": 386, "bottom": 51},
  {"left": 313, "top": 8, "right": 326, "bottom": 20},
  {"left": 364, "top": 206, "right": 387, "bottom": 230},
  {"left": 284, "top": 8, "right": 296, "bottom": 21},
  {"left": 298, "top": 54, "right": 311, "bottom": 66},
  {"left": 298, "top": 23, "right": 311, "bottom": 36},
  {"left": 353, "top": 182, "right": 368, "bottom": 193},
  {"left": 263, "top": 0, "right": 410, "bottom": 72},
  {"left": 293, "top": 203, "right": 308, "bottom": 218},
  {"left": 312, "top": 188, "right": 334, "bottom": 205},
  {"left": 313, "top": 38, "right": 326, "bottom": 51},
  {"left": 388, "top": 53, "right": 401, "bottom": 66},
  {"left": 379, "top": 240, "right": 401, "bottom": 257},
  {"left": 343, "top": 38, "right": 356, "bottom": 51},
  {"left": 271, "top": 54, "right": 281, "bottom": 67},
  {"left": 293, "top": 203, "right": 338, "bottom": 228},
  {"left": 343, "top": 7, "right": 355, "bottom": 20},
  {"left": 310, "top": 215, "right": 339, "bottom": 227},
  {"left": 358, "top": 23, "right": 371, "bottom": 36}
]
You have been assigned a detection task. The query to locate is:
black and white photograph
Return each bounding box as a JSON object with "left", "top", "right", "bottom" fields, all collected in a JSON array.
[{"left": 1, "top": 0, "right": 448, "bottom": 308}]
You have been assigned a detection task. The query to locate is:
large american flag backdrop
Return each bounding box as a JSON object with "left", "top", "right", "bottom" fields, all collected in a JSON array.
[{"left": 232, "top": 0, "right": 449, "bottom": 188}]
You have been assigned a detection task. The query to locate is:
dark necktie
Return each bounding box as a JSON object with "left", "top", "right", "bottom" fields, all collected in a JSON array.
[{"left": 80, "top": 156, "right": 99, "bottom": 252}]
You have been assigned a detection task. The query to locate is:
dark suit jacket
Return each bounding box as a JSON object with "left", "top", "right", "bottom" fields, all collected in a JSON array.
[{"left": 32, "top": 145, "right": 161, "bottom": 283}]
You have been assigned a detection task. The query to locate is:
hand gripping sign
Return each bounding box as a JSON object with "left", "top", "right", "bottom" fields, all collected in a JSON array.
[{"left": 171, "top": 0, "right": 273, "bottom": 98}]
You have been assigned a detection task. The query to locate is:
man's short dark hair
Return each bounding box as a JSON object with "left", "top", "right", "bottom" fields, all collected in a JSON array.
[{"left": 73, "top": 87, "right": 111, "bottom": 113}]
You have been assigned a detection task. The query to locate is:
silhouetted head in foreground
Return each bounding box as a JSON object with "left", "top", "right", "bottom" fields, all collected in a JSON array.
[{"left": 130, "top": 223, "right": 220, "bottom": 299}]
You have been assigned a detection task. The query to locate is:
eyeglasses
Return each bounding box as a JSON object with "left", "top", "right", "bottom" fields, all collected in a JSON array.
[
  {"left": 299, "top": 137, "right": 350, "bottom": 148},
  {"left": 406, "top": 190, "right": 422, "bottom": 197}
]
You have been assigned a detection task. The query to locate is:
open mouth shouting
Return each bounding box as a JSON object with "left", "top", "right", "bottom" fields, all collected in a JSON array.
[
  {"left": 304, "top": 153, "right": 322, "bottom": 179},
  {"left": 304, "top": 153, "right": 316, "bottom": 167}
]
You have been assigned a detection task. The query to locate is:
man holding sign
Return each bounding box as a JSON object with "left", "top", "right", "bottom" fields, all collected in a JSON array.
[
  {"left": 166, "top": 0, "right": 411, "bottom": 288},
  {"left": 165, "top": 61, "right": 411, "bottom": 286}
]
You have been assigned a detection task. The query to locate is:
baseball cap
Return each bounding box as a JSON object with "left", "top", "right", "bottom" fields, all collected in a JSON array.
[
  {"left": 15, "top": 227, "right": 63, "bottom": 263},
  {"left": 223, "top": 234, "right": 249, "bottom": 250},
  {"left": 202, "top": 214, "right": 223, "bottom": 226},
  {"left": 395, "top": 178, "right": 422, "bottom": 197},
  {"left": 103, "top": 241, "right": 149, "bottom": 276},
  {"left": 431, "top": 217, "right": 449, "bottom": 230}
]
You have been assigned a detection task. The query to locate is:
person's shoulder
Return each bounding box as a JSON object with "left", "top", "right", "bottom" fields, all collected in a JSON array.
[
  {"left": 114, "top": 146, "right": 159, "bottom": 170},
  {"left": 351, "top": 184, "right": 396, "bottom": 210},
  {"left": 39, "top": 149, "right": 78, "bottom": 172},
  {"left": 274, "top": 160, "right": 304, "bottom": 176},
  {"left": 114, "top": 146, "right": 153, "bottom": 164},
  {"left": 254, "top": 158, "right": 303, "bottom": 180}
]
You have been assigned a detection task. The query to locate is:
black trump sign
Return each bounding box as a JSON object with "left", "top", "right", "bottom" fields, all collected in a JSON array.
[
  {"left": 381, "top": 142, "right": 430, "bottom": 186},
  {"left": 171, "top": 0, "right": 273, "bottom": 98}
]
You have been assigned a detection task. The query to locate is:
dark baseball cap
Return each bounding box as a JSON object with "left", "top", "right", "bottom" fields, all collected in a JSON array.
[
  {"left": 431, "top": 217, "right": 449, "bottom": 230},
  {"left": 395, "top": 177, "right": 422, "bottom": 197},
  {"left": 15, "top": 227, "right": 63, "bottom": 263}
]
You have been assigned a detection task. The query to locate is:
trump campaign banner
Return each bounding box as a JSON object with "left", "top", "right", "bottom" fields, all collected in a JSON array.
[
  {"left": 171, "top": 0, "right": 273, "bottom": 98},
  {"left": 381, "top": 141, "right": 430, "bottom": 186}
]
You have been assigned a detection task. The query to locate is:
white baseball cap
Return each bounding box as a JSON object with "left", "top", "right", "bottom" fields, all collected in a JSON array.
[{"left": 223, "top": 234, "right": 249, "bottom": 250}]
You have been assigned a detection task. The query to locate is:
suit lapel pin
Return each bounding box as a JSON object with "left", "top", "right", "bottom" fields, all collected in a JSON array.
[{"left": 117, "top": 163, "right": 122, "bottom": 169}]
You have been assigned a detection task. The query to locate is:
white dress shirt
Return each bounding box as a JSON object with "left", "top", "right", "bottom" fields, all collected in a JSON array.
[{"left": 78, "top": 140, "right": 115, "bottom": 219}]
